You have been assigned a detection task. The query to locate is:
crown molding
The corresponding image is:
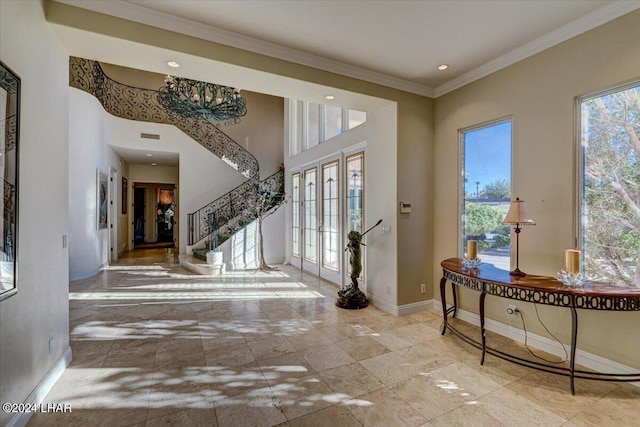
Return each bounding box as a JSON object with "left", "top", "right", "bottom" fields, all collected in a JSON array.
[
  {"left": 52, "top": 0, "right": 435, "bottom": 97},
  {"left": 434, "top": 1, "right": 640, "bottom": 97},
  {"left": 53, "top": 1, "right": 639, "bottom": 99}
]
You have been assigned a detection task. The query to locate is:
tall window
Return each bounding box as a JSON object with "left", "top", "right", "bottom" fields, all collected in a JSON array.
[
  {"left": 303, "top": 168, "right": 317, "bottom": 262},
  {"left": 322, "top": 162, "right": 339, "bottom": 270},
  {"left": 346, "top": 153, "right": 364, "bottom": 280},
  {"left": 580, "top": 82, "right": 639, "bottom": 286},
  {"left": 461, "top": 119, "right": 512, "bottom": 270},
  {"left": 291, "top": 173, "right": 300, "bottom": 257}
]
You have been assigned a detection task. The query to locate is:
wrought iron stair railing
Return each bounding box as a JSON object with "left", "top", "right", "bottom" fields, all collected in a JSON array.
[
  {"left": 69, "top": 57, "right": 264, "bottom": 247},
  {"left": 192, "top": 168, "right": 284, "bottom": 261}
]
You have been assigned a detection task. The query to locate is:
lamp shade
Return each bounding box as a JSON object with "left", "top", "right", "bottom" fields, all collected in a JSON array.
[{"left": 502, "top": 197, "right": 536, "bottom": 225}]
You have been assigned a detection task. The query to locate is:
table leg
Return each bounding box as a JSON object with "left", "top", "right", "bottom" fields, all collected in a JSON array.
[
  {"left": 440, "top": 276, "right": 448, "bottom": 335},
  {"left": 570, "top": 305, "right": 578, "bottom": 395},
  {"left": 451, "top": 282, "right": 458, "bottom": 318},
  {"left": 480, "top": 291, "right": 487, "bottom": 365}
]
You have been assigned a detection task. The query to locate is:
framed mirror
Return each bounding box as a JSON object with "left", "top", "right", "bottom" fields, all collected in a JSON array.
[{"left": 0, "top": 61, "right": 20, "bottom": 301}]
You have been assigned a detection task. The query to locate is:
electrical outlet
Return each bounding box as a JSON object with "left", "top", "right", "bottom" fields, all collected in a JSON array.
[
  {"left": 420, "top": 283, "right": 426, "bottom": 294},
  {"left": 506, "top": 305, "right": 518, "bottom": 316}
]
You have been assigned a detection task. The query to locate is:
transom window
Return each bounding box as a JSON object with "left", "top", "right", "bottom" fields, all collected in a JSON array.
[{"left": 290, "top": 100, "right": 366, "bottom": 156}]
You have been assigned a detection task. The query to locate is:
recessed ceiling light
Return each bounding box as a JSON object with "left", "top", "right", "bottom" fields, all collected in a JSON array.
[
  {"left": 146, "top": 153, "right": 153, "bottom": 157},
  {"left": 438, "top": 64, "right": 449, "bottom": 71},
  {"left": 151, "top": 162, "right": 157, "bottom": 166},
  {"left": 325, "top": 95, "right": 335, "bottom": 100},
  {"left": 167, "top": 61, "right": 180, "bottom": 68}
]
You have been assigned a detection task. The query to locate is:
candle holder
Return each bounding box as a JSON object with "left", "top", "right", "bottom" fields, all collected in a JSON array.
[
  {"left": 462, "top": 257, "right": 482, "bottom": 269},
  {"left": 556, "top": 270, "right": 587, "bottom": 287}
]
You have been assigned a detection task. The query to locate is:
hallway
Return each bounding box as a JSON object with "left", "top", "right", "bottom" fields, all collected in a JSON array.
[{"left": 28, "top": 249, "right": 640, "bottom": 426}]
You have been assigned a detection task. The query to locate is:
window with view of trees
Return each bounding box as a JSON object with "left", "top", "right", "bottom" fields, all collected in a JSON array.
[
  {"left": 580, "top": 82, "right": 639, "bottom": 287},
  {"left": 461, "top": 119, "right": 512, "bottom": 270}
]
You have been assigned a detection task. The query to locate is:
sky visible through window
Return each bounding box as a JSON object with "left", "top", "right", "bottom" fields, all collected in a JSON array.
[{"left": 464, "top": 121, "right": 511, "bottom": 192}]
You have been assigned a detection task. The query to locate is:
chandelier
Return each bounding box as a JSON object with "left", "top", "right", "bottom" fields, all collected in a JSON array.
[{"left": 157, "top": 75, "right": 247, "bottom": 125}]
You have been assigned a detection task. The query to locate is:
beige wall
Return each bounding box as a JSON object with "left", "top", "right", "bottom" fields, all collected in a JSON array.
[{"left": 434, "top": 10, "right": 640, "bottom": 367}]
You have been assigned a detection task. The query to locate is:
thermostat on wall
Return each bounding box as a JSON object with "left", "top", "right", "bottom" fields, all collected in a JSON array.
[{"left": 399, "top": 202, "right": 412, "bottom": 214}]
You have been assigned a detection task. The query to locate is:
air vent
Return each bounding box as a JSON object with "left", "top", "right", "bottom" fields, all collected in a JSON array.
[{"left": 140, "top": 133, "right": 160, "bottom": 140}]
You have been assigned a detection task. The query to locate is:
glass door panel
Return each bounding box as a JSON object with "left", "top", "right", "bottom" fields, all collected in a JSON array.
[
  {"left": 302, "top": 167, "right": 318, "bottom": 273},
  {"left": 320, "top": 161, "right": 341, "bottom": 283},
  {"left": 291, "top": 173, "right": 301, "bottom": 259}
]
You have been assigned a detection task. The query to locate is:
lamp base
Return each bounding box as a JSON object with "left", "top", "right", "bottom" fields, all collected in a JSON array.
[{"left": 509, "top": 268, "right": 526, "bottom": 277}]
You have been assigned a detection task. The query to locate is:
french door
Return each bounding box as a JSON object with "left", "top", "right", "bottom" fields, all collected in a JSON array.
[{"left": 296, "top": 157, "right": 342, "bottom": 284}]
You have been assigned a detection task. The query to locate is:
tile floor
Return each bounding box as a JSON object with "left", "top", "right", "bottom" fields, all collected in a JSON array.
[{"left": 28, "top": 249, "right": 640, "bottom": 426}]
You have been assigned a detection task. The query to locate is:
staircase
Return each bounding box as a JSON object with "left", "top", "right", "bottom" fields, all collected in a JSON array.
[
  {"left": 191, "top": 168, "right": 285, "bottom": 261},
  {"left": 69, "top": 57, "right": 280, "bottom": 262}
]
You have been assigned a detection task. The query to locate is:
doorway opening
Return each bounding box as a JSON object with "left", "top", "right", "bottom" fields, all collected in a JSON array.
[{"left": 133, "top": 182, "right": 177, "bottom": 249}]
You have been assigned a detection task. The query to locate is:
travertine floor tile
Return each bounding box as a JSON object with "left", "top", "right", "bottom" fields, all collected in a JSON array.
[
  {"left": 247, "top": 336, "right": 297, "bottom": 361},
  {"left": 301, "top": 343, "right": 356, "bottom": 372},
  {"left": 477, "top": 387, "right": 567, "bottom": 426},
  {"left": 390, "top": 374, "right": 468, "bottom": 421},
  {"left": 287, "top": 404, "right": 362, "bottom": 427},
  {"left": 214, "top": 387, "right": 286, "bottom": 427},
  {"left": 209, "top": 361, "right": 271, "bottom": 401},
  {"left": 204, "top": 342, "right": 256, "bottom": 367},
  {"left": 335, "top": 335, "right": 390, "bottom": 361},
  {"left": 318, "top": 362, "right": 385, "bottom": 399},
  {"left": 429, "top": 404, "right": 506, "bottom": 427},
  {"left": 345, "top": 388, "right": 428, "bottom": 427},
  {"left": 270, "top": 374, "right": 341, "bottom": 420},
  {"left": 26, "top": 250, "right": 640, "bottom": 427}
]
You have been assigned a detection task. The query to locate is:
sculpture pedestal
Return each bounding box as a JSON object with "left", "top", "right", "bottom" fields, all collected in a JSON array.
[{"left": 336, "top": 287, "right": 369, "bottom": 310}]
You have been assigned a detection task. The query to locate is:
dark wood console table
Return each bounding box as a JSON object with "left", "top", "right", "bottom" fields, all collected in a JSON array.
[{"left": 439, "top": 257, "right": 640, "bottom": 394}]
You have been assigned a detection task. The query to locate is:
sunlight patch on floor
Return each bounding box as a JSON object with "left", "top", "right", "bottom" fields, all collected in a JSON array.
[
  {"left": 70, "top": 290, "right": 325, "bottom": 300},
  {"left": 114, "top": 282, "right": 310, "bottom": 291}
]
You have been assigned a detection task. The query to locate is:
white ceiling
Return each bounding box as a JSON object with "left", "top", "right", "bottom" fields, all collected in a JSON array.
[
  {"left": 52, "top": 1, "right": 639, "bottom": 167},
  {"left": 110, "top": 146, "right": 179, "bottom": 167},
  {"left": 57, "top": 0, "right": 640, "bottom": 96}
]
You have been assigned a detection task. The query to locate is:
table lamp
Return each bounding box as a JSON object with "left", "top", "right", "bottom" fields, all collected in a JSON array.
[{"left": 502, "top": 197, "right": 536, "bottom": 276}]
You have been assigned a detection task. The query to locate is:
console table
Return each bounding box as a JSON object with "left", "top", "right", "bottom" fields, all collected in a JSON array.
[{"left": 439, "top": 258, "right": 640, "bottom": 394}]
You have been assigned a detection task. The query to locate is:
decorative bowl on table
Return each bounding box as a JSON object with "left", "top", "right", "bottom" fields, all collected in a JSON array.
[
  {"left": 462, "top": 257, "right": 482, "bottom": 269},
  {"left": 556, "top": 270, "right": 587, "bottom": 287}
]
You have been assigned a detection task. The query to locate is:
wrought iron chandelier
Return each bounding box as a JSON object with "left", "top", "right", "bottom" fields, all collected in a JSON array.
[{"left": 157, "top": 75, "right": 247, "bottom": 125}]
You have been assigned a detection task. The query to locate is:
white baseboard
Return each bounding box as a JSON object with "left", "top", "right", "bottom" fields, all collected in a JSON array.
[
  {"left": 367, "top": 295, "right": 399, "bottom": 315},
  {"left": 7, "top": 346, "right": 73, "bottom": 427},
  {"left": 433, "top": 302, "right": 640, "bottom": 386},
  {"left": 368, "top": 297, "right": 434, "bottom": 316},
  {"left": 398, "top": 299, "right": 434, "bottom": 316}
]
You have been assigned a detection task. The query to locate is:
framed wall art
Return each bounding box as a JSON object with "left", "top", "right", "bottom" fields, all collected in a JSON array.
[
  {"left": 97, "top": 169, "right": 108, "bottom": 229},
  {"left": 122, "top": 176, "right": 127, "bottom": 214}
]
